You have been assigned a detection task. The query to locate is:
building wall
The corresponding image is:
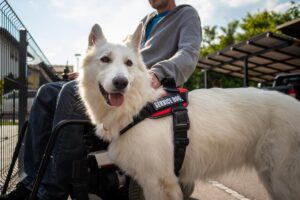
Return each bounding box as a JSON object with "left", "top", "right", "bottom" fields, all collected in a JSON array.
[
  {"left": 0, "top": 34, "right": 19, "bottom": 80},
  {"left": 27, "top": 67, "right": 40, "bottom": 89}
]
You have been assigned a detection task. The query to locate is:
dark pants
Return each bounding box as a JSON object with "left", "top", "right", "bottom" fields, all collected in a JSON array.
[{"left": 22, "top": 81, "right": 88, "bottom": 200}]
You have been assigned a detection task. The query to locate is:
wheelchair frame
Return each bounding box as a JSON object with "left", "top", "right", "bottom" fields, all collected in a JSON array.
[{"left": 2, "top": 120, "right": 142, "bottom": 200}]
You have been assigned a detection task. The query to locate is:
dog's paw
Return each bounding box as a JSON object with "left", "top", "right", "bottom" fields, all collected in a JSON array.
[{"left": 96, "top": 124, "right": 112, "bottom": 141}]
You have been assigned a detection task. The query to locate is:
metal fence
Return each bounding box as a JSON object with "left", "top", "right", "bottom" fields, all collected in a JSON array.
[{"left": 0, "top": 0, "right": 53, "bottom": 192}]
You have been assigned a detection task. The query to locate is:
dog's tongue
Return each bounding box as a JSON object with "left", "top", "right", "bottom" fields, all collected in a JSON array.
[{"left": 108, "top": 93, "right": 124, "bottom": 107}]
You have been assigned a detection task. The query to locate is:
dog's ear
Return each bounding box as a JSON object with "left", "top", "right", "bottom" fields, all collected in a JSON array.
[
  {"left": 131, "top": 23, "right": 143, "bottom": 50},
  {"left": 88, "top": 24, "right": 106, "bottom": 47},
  {"left": 124, "top": 23, "right": 143, "bottom": 51}
]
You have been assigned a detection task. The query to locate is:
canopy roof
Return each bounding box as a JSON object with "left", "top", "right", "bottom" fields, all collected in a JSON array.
[
  {"left": 197, "top": 32, "right": 300, "bottom": 84},
  {"left": 277, "top": 18, "right": 300, "bottom": 39}
]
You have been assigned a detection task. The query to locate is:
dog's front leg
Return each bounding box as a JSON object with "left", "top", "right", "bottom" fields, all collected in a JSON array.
[
  {"left": 140, "top": 175, "right": 183, "bottom": 200},
  {"left": 95, "top": 124, "right": 116, "bottom": 141}
]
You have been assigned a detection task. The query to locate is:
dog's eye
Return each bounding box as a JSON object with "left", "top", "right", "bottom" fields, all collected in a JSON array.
[
  {"left": 125, "top": 59, "right": 133, "bottom": 67},
  {"left": 100, "top": 56, "right": 111, "bottom": 63}
]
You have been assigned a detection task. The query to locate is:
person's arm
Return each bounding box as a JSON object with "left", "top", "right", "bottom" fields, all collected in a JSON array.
[{"left": 150, "top": 12, "right": 202, "bottom": 86}]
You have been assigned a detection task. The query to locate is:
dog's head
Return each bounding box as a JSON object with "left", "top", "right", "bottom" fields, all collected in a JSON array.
[{"left": 80, "top": 23, "right": 149, "bottom": 108}]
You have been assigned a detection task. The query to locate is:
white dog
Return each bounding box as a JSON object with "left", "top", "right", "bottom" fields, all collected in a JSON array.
[{"left": 78, "top": 24, "right": 300, "bottom": 200}]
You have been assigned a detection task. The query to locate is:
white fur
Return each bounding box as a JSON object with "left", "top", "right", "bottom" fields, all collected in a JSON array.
[{"left": 78, "top": 24, "right": 300, "bottom": 200}]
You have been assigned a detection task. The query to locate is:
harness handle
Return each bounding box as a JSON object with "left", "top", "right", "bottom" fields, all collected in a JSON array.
[{"left": 161, "top": 77, "right": 178, "bottom": 92}]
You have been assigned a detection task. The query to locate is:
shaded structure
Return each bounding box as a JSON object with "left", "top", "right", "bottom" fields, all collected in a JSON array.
[
  {"left": 277, "top": 18, "right": 300, "bottom": 39},
  {"left": 197, "top": 19, "right": 300, "bottom": 87}
]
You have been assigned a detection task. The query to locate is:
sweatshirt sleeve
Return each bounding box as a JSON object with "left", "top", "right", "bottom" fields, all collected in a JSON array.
[{"left": 150, "top": 10, "right": 202, "bottom": 86}]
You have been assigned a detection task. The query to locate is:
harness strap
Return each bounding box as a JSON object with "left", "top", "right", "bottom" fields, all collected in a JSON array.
[
  {"left": 172, "top": 104, "right": 189, "bottom": 176},
  {"left": 120, "top": 102, "right": 155, "bottom": 135},
  {"left": 120, "top": 92, "right": 188, "bottom": 135},
  {"left": 163, "top": 78, "right": 190, "bottom": 176}
]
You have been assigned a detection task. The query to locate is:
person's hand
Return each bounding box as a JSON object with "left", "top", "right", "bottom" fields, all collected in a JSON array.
[
  {"left": 149, "top": 72, "right": 161, "bottom": 89},
  {"left": 68, "top": 72, "right": 79, "bottom": 80}
]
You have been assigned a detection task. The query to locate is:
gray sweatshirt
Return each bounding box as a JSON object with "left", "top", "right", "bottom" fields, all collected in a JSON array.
[{"left": 140, "top": 5, "right": 202, "bottom": 86}]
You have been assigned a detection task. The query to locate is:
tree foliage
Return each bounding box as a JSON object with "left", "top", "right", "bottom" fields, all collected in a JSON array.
[{"left": 184, "top": 1, "right": 300, "bottom": 90}]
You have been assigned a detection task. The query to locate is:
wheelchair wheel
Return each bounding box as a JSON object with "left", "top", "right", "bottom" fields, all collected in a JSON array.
[
  {"left": 88, "top": 193, "right": 103, "bottom": 200},
  {"left": 128, "top": 179, "right": 144, "bottom": 200},
  {"left": 128, "top": 179, "right": 195, "bottom": 200},
  {"left": 181, "top": 182, "right": 195, "bottom": 200}
]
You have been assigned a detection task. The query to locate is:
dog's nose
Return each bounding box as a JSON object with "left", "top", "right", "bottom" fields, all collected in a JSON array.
[{"left": 113, "top": 76, "right": 128, "bottom": 90}]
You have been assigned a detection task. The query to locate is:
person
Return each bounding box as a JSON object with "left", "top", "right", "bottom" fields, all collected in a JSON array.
[{"left": 0, "top": 0, "right": 201, "bottom": 199}]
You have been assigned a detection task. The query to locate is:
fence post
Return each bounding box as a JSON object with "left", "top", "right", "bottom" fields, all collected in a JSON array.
[
  {"left": 18, "top": 28, "right": 28, "bottom": 172},
  {"left": 243, "top": 58, "right": 249, "bottom": 87},
  {"left": 13, "top": 90, "right": 16, "bottom": 123},
  {"left": 18, "top": 28, "right": 27, "bottom": 132}
]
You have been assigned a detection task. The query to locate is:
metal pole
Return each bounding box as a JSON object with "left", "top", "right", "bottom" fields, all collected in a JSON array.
[
  {"left": 75, "top": 53, "right": 81, "bottom": 71},
  {"left": 18, "top": 28, "right": 28, "bottom": 173},
  {"left": 244, "top": 58, "right": 249, "bottom": 87},
  {"left": 12, "top": 90, "right": 15, "bottom": 123},
  {"left": 204, "top": 70, "right": 208, "bottom": 89},
  {"left": 18, "top": 28, "right": 27, "bottom": 132}
]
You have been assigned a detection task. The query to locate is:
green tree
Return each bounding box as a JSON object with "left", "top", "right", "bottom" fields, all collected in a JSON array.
[
  {"left": 202, "top": 25, "right": 218, "bottom": 47},
  {"left": 237, "top": 1, "right": 299, "bottom": 41},
  {"left": 286, "top": 1, "right": 300, "bottom": 18},
  {"left": 219, "top": 20, "right": 239, "bottom": 48},
  {"left": 200, "top": 25, "right": 219, "bottom": 57},
  {"left": 237, "top": 11, "right": 279, "bottom": 41}
]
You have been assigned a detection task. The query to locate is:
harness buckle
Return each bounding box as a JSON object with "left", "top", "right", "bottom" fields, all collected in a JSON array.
[
  {"left": 174, "top": 136, "right": 190, "bottom": 146},
  {"left": 172, "top": 108, "right": 190, "bottom": 130},
  {"left": 172, "top": 106, "right": 190, "bottom": 147}
]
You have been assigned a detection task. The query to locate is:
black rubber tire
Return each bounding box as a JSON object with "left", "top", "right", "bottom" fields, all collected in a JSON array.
[
  {"left": 128, "top": 179, "right": 145, "bottom": 200},
  {"left": 88, "top": 193, "right": 103, "bottom": 200},
  {"left": 128, "top": 179, "right": 195, "bottom": 200},
  {"left": 180, "top": 182, "right": 195, "bottom": 200}
]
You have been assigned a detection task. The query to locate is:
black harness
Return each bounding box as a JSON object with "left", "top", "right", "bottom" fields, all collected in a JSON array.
[{"left": 120, "top": 79, "right": 190, "bottom": 176}]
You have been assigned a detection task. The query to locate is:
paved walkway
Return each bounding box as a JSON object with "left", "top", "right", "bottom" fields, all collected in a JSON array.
[{"left": 0, "top": 125, "right": 20, "bottom": 192}]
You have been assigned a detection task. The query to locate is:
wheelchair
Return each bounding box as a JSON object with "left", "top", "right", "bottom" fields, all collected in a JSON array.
[
  {"left": 1, "top": 79, "right": 195, "bottom": 200},
  {"left": 1, "top": 120, "right": 145, "bottom": 200}
]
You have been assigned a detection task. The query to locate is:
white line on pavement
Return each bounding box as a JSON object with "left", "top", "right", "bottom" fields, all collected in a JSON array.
[{"left": 208, "top": 180, "right": 251, "bottom": 200}]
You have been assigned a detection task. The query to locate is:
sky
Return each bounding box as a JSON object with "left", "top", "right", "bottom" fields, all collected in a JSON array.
[{"left": 6, "top": 0, "right": 294, "bottom": 71}]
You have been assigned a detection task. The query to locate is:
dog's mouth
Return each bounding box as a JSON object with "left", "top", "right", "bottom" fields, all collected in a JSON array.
[{"left": 99, "top": 84, "right": 124, "bottom": 107}]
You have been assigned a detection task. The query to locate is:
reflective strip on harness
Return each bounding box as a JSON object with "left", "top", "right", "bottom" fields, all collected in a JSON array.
[
  {"left": 150, "top": 88, "right": 188, "bottom": 118},
  {"left": 151, "top": 102, "right": 188, "bottom": 118},
  {"left": 153, "top": 94, "right": 184, "bottom": 110}
]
